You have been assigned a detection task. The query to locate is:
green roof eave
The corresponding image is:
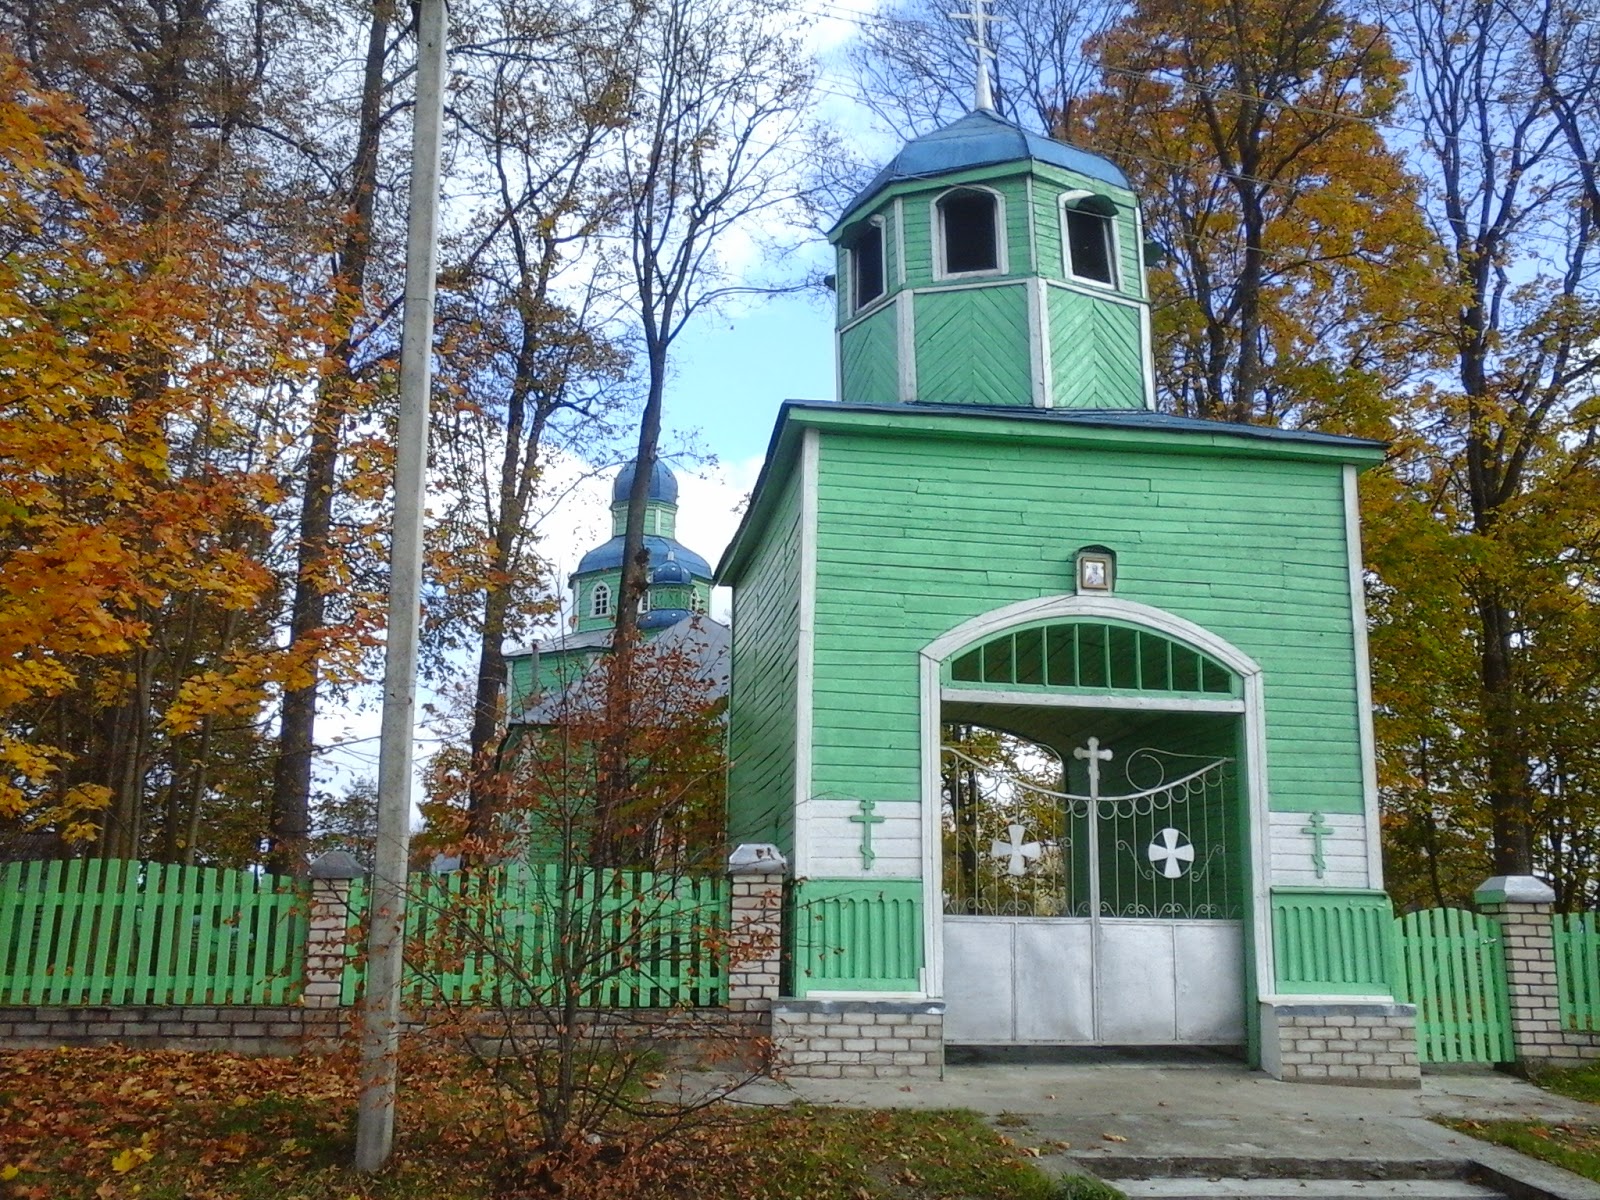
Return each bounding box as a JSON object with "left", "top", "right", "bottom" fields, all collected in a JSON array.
[{"left": 785, "top": 401, "right": 1387, "bottom": 464}]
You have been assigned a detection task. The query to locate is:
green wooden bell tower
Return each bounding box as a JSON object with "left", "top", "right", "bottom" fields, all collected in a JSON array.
[
  {"left": 832, "top": 108, "right": 1152, "bottom": 411},
  {"left": 719, "top": 32, "right": 1414, "bottom": 1083}
]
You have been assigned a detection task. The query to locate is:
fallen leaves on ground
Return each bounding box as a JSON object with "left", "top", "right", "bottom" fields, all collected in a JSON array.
[{"left": 0, "top": 1046, "right": 1060, "bottom": 1200}]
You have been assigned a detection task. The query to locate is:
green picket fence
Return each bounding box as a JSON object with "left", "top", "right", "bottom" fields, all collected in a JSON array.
[
  {"left": 340, "top": 865, "right": 726, "bottom": 1009},
  {"left": 1554, "top": 912, "right": 1600, "bottom": 1032},
  {"left": 0, "top": 859, "right": 306, "bottom": 1005},
  {"left": 1391, "top": 907, "right": 1513, "bottom": 1064}
]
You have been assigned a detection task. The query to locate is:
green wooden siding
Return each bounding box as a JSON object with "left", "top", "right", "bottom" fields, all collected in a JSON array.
[
  {"left": 1270, "top": 888, "right": 1393, "bottom": 994},
  {"left": 1048, "top": 285, "right": 1145, "bottom": 409},
  {"left": 841, "top": 302, "right": 900, "bottom": 407},
  {"left": 1392, "top": 907, "right": 1513, "bottom": 1064},
  {"left": 726, "top": 464, "right": 803, "bottom": 854},
  {"left": 342, "top": 866, "right": 725, "bottom": 1009},
  {"left": 914, "top": 285, "right": 1031, "bottom": 407},
  {"left": 1555, "top": 912, "right": 1600, "bottom": 1032},
  {"left": 808, "top": 429, "right": 1365, "bottom": 815},
  {"left": 787, "top": 878, "right": 923, "bottom": 995},
  {"left": 0, "top": 859, "right": 305, "bottom": 1005}
]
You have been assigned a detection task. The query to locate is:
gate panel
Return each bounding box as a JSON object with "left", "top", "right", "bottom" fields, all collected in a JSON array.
[
  {"left": 1392, "top": 907, "right": 1513, "bottom": 1064},
  {"left": 1554, "top": 912, "right": 1600, "bottom": 1032}
]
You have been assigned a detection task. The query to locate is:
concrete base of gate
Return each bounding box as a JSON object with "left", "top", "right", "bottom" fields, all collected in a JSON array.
[{"left": 1259, "top": 1000, "right": 1422, "bottom": 1088}]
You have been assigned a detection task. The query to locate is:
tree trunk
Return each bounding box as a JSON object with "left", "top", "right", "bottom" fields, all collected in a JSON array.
[{"left": 266, "top": 0, "right": 392, "bottom": 876}]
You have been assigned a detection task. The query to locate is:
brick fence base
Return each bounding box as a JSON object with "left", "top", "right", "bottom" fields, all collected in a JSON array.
[
  {"left": 1259, "top": 1001, "right": 1421, "bottom": 1087},
  {"left": 0, "top": 1005, "right": 764, "bottom": 1062},
  {"left": 771, "top": 998, "right": 944, "bottom": 1079}
]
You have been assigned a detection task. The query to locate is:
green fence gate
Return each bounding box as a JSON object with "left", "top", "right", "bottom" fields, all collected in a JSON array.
[
  {"left": 1391, "top": 907, "right": 1513, "bottom": 1064},
  {"left": 1554, "top": 912, "right": 1600, "bottom": 1033}
]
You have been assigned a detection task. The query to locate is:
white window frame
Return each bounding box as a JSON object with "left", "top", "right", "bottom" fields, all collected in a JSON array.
[
  {"left": 848, "top": 215, "right": 889, "bottom": 313},
  {"left": 932, "top": 185, "right": 1008, "bottom": 280},
  {"left": 1060, "top": 193, "right": 1120, "bottom": 290},
  {"left": 590, "top": 582, "right": 611, "bottom": 618}
]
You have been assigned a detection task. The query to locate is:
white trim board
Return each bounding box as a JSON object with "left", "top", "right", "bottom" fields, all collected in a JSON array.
[
  {"left": 1343, "top": 464, "right": 1384, "bottom": 889},
  {"left": 793, "top": 428, "right": 819, "bottom": 877}
]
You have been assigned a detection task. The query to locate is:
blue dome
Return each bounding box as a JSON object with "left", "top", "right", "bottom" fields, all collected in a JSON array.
[
  {"left": 840, "top": 109, "right": 1130, "bottom": 224},
  {"left": 639, "top": 607, "right": 692, "bottom": 630},
  {"left": 574, "top": 534, "right": 711, "bottom": 579},
  {"left": 612, "top": 458, "right": 679, "bottom": 505},
  {"left": 649, "top": 559, "right": 694, "bottom": 585}
]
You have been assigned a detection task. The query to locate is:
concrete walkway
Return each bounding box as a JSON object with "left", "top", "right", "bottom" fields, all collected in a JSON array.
[{"left": 727, "top": 1060, "right": 1600, "bottom": 1199}]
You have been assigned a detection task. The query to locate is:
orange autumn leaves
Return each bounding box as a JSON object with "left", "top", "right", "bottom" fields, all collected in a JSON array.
[{"left": 0, "top": 52, "right": 316, "bottom": 839}]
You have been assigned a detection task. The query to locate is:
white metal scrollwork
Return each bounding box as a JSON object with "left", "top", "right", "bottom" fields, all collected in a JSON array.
[{"left": 941, "top": 741, "right": 1238, "bottom": 920}]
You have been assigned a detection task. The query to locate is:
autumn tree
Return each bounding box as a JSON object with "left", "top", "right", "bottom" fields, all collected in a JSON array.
[
  {"left": 0, "top": 51, "right": 314, "bottom": 855},
  {"left": 427, "top": 0, "right": 635, "bottom": 836},
  {"left": 1365, "top": 0, "right": 1600, "bottom": 899}
]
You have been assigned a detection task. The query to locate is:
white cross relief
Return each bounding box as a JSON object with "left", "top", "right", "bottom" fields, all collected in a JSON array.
[
  {"left": 991, "top": 823, "right": 1041, "bottom": 876},
  {"left": 1147, "top": 827, "right": 1195, "bottom": 879}
]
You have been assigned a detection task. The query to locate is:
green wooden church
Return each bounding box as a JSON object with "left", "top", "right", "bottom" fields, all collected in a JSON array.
[{"left": 716, "top": 82, "right": 1414, "bottom": 1078}]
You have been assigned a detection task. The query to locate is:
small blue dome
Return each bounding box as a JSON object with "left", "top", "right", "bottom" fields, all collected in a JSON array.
[
  {"left": 839, "top": 109, "right": 1130, "bottom": 226},
  {"left": 649, "top": 559, "right": 694, "bottom": 586},
  {"left": 639, "top": 607, "right": 691, "bottom": 630},
  {"left": 612, "top": 458, "right": 678, "bottom": 506},
  {"left": 574, "top": 534, "right": 711, "bottom": 579}
]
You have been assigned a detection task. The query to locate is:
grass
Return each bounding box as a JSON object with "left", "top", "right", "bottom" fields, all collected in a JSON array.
[
  {"left": 1441, "top": 1061, "right": 1600, "bottom": 1185},
  {"left": 0, "top": 1045, "right": 1075, "bottom": 1200}
]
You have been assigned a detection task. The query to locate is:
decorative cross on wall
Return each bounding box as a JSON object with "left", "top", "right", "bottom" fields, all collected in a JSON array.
[
  {"left": 991, "top": 823, "right": 1041, "bottom": 876},
  {"left": 1301, "top": 810, "right": 1330, "bottom": 879},
  {"left": 851, "top": 797, "right": 886, "bottom": 870}
]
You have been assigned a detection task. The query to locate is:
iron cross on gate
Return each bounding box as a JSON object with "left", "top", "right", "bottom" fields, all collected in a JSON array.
[{"left": 1073, "top": 736, "right": 1114, "bottom": 798}]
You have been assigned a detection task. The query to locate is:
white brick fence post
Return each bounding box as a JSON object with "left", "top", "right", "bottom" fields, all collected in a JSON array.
[
  {"left": 726, "top": 844, "right": 786, "bottom": 1014},
  {"left": 306, "top": 851, "right": 364, "bottom": 1012},
  {"left": 1474, "top": 874, "right": 1589, "bottom": 1070}
]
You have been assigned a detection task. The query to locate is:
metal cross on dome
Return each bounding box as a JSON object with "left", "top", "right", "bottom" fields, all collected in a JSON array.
[
  {"left": 1147, "top": 827, "right": 1195, "bottom": 879},
  {"left": 949, "top": 0, "right": 1003, "bottom": 113},
  {"left": 991, "top": 823, "right": 1041, "bottom": 876}
]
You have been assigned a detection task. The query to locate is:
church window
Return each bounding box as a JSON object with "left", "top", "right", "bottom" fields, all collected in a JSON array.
[
  {"left": 690, "top": 589, "right": 707, "bottom": 614},
  {"left": 849, "top": 220, "right": 885, "bottom": 310},
  {"left": 936, "top": 187, "right": 1002, "bottom": 276},
  {"left": 1063, "top": 201, "right": 1117, "bottom": 287},
  {"left": 639, "top": 591, "right": 652, "bottom": 614},
  {"left": 590, "top": 582, "right": 611, "bottom": 618}
]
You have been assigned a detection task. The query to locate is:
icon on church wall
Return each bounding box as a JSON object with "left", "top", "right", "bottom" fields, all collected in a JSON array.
[{"left": 1075, "top": 546, "right": 1115, "bottom": 593}]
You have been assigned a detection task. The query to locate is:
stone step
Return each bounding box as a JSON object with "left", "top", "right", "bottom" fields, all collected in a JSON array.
[{"left": 1113, "top": 1181, "right": 1507, "bottom": 1200}]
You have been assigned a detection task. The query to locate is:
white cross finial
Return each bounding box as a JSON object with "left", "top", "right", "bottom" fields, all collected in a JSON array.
[
  {"left": 949, "top": 0, "right": 1002, "bottom": 112},
  {"left": 1073, "top": 736, "right": 1114, "bottom": 799},
  {"left": 991, "top": 823, "right": 1041, "bottom": 876}
]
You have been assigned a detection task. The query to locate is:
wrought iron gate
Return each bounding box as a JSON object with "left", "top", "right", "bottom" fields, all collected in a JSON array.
[{"left": 941, "top": 739, "right": 1244, "bottom": 1045}]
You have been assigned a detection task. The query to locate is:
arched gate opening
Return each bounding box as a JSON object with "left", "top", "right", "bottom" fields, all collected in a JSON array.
[{"left": 930, "top": 613, "right": 1253, "bottom": 1048}]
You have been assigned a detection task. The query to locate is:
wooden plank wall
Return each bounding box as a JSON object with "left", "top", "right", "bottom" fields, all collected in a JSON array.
[{"left": 809, "top": 432, "right": 1364, "bottom": 816}]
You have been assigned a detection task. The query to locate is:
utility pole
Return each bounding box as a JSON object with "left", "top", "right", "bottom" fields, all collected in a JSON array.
[{"left": 355, "top": 0, "right": 447, "bottom": 1173}]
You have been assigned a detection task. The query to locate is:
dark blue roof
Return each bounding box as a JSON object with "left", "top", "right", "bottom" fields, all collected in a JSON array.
[
  {"left": 841, "top": 110, "right": 1131, "bottom": 224},
  {"left": 574, "top": 534, "right": 711, "bottom": 579},
  {"left": 613, "top": 458, "right": 678, "bottom": 505},
  {"left": 639, "top": 607, "right": 692, "bottom": 630}
]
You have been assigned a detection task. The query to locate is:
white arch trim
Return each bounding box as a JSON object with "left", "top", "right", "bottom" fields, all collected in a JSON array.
[{"left": 916, "top": 593, "right": 1276, "bottom": 1013}]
